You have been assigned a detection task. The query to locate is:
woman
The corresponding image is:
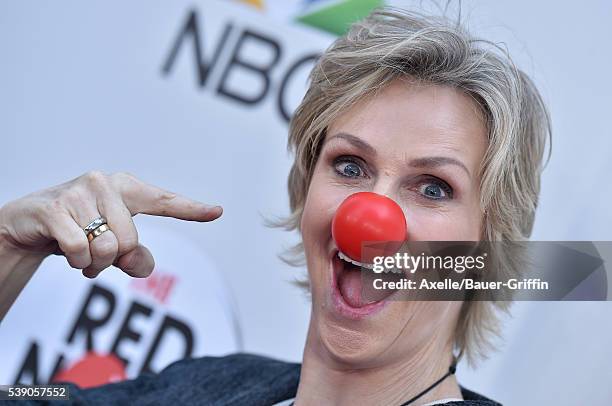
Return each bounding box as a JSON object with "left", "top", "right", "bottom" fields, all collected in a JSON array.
[{"left": 0, "top": 7, "right": 549, "bottom": 406}]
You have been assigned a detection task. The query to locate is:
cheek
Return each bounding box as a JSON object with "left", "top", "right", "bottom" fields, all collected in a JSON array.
[
  {"left": 301, "top": 172, "right": 342, "bottom": 255},
  {"left": 408, "top": 205, "right": 482, "bottom": 240}
]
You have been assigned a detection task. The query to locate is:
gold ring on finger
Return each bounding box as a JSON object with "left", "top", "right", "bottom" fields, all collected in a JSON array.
[{"left": 87, "top": 223, "right": 111, "bottom": 243}]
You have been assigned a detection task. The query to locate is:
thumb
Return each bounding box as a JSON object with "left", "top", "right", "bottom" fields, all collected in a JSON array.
[{"left": 114, "top": 244, "right": 155, "bottom": 278}]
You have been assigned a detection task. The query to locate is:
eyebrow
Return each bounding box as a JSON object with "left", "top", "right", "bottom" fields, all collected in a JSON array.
[
  {"left": 408, "top": 156, "right": 471, "bottom": 177},
  {"left": 325, "top": 132, "right": 377, "bottom": 157},
  {"left": 326, "top": 131, "right": 471, "bottom": 177}
]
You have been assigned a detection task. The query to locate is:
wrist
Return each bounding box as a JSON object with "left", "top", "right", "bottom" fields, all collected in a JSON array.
[
  {"left": 0, "top": 216, "right": 46, "bottom": 263},
  {"left": 0, "top": 232, "right": 47, "bottom": 291}
]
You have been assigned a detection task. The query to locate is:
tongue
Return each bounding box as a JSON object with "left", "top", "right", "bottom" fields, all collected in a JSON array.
[{"left": 339, "top": 269, "right": 364, "bottom": 308}]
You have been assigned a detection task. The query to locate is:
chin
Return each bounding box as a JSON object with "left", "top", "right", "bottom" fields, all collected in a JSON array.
[
  {"left": 316, "top": 318, "right": 389, "bottom": 367},
  {"left": 306, "top": 248, "right": 405, "bottom": 368}
]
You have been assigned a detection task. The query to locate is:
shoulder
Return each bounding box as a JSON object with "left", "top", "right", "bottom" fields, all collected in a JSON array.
[{"left": 68, "top": 353, "right": 300, "bottom": 406}]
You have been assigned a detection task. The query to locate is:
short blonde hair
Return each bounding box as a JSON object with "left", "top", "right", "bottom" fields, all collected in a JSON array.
[{"left": 278, "top": 6, "right": 551, "bottom": 364}]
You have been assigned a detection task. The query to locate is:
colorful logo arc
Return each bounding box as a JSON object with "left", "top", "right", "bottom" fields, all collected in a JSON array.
[{"left": 236, "top": 0, "right": 384, "bottom": 36}]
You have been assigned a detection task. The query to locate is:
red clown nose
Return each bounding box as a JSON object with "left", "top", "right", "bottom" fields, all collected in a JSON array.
[{"left": 332, "top": 192, "right": 407, "bottom": 264}]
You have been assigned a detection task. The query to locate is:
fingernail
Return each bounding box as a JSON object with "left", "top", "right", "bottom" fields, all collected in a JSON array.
[{"left": 82, "top": 267, "right": 98, "bottom": 279}]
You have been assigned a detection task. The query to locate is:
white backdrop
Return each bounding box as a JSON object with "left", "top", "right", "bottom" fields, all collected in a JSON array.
[{"left": 1, "top": 1, "right": 611, "bottom": 404}]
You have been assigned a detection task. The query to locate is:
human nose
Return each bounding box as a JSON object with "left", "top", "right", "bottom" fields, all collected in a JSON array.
[
  {"left": 370, "top": 177, "right": 409, "bottom": 220},
  {"left": 369, "top": 176, "right": 416, "bottom": 243},
  {"left": 331, "top": 191, "right": 408, "bottom": 264}
]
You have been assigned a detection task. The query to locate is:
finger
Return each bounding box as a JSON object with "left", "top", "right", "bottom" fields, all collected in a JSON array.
[
  {"left": 43, "top": 212, "right": 92, "bottom": 269},
  {"left": 114, "top": 174, "right": 223, "bottom": 222},
  {"left": 114, "top": 244, "right": 155, "bottom": 278},
  {"left": 97, "top": 192, "right": 139, "bottom": 257},
  {"left": 63, "top": 195, "right": 117, "bottom": 277},
  {"left": 82, "top": 228, "right": 119, "bottom": 278}
]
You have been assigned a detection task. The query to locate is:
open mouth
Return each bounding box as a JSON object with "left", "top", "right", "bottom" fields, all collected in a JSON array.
[{"left": 331, "top": 249, "right": 400, "bottom": 319}]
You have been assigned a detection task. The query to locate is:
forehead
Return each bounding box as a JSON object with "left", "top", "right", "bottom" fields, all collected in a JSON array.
[{"left": 326, "top": 79, "right": 488, "bottom": 167}]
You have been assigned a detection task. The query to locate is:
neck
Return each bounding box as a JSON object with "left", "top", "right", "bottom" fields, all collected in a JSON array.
[{"left": 294, "top": 320, "right": 462, "bottom": 406}]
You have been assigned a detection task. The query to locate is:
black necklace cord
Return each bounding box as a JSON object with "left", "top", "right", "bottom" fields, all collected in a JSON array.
[{"left": 398, "top": 359, "right": 458, "bottom": 406}]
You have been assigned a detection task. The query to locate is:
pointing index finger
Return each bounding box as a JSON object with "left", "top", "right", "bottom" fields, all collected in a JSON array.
[{"left": 117, "top": 175, "right": 223, "bottom": 222}]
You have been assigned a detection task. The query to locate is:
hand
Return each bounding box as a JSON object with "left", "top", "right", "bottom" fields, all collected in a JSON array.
[{"left": 0, "top": 171, "right": 222, "bottom": 278}]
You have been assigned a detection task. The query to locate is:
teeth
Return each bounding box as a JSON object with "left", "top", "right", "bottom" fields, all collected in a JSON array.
[{"left": 337, "top": 251, "right": 373, "bottom": 270}]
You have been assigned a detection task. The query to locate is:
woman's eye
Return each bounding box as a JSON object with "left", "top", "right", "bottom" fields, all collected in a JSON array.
[
  {"left": 418, "top": 180, "right": 453, "bottom": 200},
  {"left": 334, "top": 159, "right": 365, "bottom": 178}
]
